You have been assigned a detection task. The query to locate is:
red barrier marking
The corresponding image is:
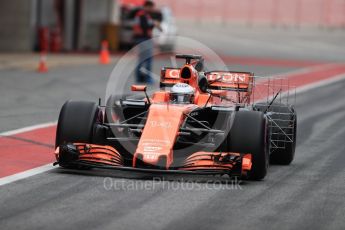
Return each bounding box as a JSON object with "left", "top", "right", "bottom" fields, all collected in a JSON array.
[
  {"left": 278, "top": 64, "right": 345, "bottom": 87},
  {"left": 0, "top": 126, "right": 56, "bottom": 178},
  {"left": 252, "top": 64, "right": 345, "bottom": 102}
]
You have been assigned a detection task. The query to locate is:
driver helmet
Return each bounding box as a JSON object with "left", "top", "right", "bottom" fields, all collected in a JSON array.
[{"left": 170, "top": 83, "right": 195, "bottom": 104}]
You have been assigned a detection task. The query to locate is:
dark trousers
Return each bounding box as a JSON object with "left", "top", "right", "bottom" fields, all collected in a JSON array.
[{"left": 135, "top": 38, "right": 154, "bottom": 83}]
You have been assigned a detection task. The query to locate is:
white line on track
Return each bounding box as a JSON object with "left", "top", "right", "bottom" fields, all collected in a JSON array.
[
  {"left": 252, "top": 63, "right": 342, "bottom": 79},
  {"left": 0, "top": 121, "right": 57, "bottom": 137},
  {"left": 294, "top": 73, "right": 345, "bottom": 94},
  {"left": 0, "top": 164, "right": 55, "bottom": 186},
  {"left": 1, "top": 73, "right": 345, "bottom": 187}
]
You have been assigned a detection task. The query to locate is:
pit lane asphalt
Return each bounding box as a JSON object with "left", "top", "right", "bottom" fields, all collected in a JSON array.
[{"left": 1, "top": 67, "right": 345, "bottom": 229}]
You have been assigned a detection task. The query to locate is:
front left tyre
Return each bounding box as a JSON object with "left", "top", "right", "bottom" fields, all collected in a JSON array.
[{"left": 55, "top": 101, "right": 101, "bottom": 148}]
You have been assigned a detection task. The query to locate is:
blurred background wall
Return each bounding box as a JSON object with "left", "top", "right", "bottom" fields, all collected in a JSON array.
[
  {"left": 0, "top": 0, "right": 35, "bottom": 52},
  {"left": 0, "top": 0, "right": 344, "bottom": 52},
  {"left": 0, "top": 0, "right": 120, "bottom": 52},
  {"left": 156, "top": 0, "right": 345, "bottom": 27}
]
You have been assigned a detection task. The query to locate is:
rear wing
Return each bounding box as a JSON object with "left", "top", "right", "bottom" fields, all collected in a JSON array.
[
  {"left": 205, "top": 71, "right": 254, "bottom": 92},
  {"left": 160, "top": 68, "right": 254, "bottom": 92}
]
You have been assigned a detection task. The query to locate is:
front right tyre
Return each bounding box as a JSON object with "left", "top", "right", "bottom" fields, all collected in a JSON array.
[{"left": 227, "top": 110, "right": 269, "bottom": 180}]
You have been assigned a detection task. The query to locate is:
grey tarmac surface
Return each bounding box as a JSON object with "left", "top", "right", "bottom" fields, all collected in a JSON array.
[
  {"left": 1, "top": 25, "right": 345, "bottom": 230},
  {"left": 177, "top": 22, "right": 345, "bottom": 62}
]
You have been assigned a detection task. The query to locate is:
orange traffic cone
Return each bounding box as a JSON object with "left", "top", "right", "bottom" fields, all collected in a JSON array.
[
  {"left": 37, "top": 51, "right": 48, "bottom": 73},
  {"left": 99, "top": 40, "right": 110, "bottom": 64}
]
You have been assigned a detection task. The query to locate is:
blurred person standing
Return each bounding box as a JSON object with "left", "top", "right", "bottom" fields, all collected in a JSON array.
[{"left": 133, "top": 0, "right": 161, "bottom": 83}]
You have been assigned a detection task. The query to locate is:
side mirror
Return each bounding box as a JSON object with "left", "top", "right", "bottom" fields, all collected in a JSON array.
[
  {"left": 131, "top": 85, "right": 151, "bottom": 104},
  {"left": 198, "top": 74, "right": 208, "bottom": 93},
  {"left": 131, "top": 85, "right": 147, "bottom": 92}
]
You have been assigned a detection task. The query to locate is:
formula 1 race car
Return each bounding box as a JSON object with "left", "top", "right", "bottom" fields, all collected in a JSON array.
[{"left": 54, "top": 54, "right": 297, "bottom": 180}]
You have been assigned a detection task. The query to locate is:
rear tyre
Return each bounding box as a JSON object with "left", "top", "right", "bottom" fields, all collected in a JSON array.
[
  {"left": 254, "top": 103, "right": 297, "bottom": 165},
  {"left": 55, "top": 101, "right": 101, "bottom": 148},
  {"left": 105, "top": 95, "right": 125, "bottom": 124},
  {"left": 227, "top": 111, "right": 269, "bottom": 180},
  {"left": 105, "top": 94, "right": 143, "bottom": 124}
]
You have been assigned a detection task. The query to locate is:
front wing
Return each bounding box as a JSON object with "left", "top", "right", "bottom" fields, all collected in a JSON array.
[{"left": 54, "top": 143, "right": 252, "bottom": 177}]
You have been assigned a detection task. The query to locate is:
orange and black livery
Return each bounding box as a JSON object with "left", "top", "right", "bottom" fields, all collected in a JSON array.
[{"left": 54, "top": 54, "right": 297, "bottom": 180}]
